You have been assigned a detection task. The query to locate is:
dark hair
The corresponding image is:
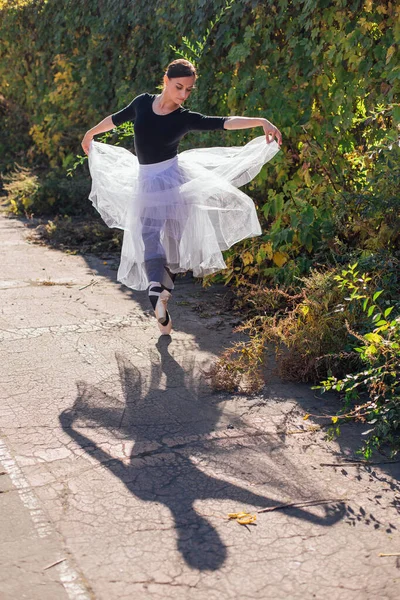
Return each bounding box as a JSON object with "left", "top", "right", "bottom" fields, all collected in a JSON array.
[{"left": 165, "top": 59, "right": 197, "bottom": 79}]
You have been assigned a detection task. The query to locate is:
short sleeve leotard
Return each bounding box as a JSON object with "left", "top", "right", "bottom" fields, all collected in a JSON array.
[{"left": 111, "top": 93, "right": 227, "bottom": 165}]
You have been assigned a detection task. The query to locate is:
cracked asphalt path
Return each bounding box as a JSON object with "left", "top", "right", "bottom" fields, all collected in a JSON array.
[{"left": 0, "top": 214, "right": 399, "bottom": 600}]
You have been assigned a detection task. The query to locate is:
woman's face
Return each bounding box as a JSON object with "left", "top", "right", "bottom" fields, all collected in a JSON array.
[{"left": 164, "top": 75, "right": 196, "bottom": 105}]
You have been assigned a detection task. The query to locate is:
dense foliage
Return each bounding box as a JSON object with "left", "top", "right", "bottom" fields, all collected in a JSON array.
[
  {"left": 1, "top": 0, "right": 399, "bottom": 455},
  {"left": 1, "top": 1, "right": 399, "bottom": 256}
]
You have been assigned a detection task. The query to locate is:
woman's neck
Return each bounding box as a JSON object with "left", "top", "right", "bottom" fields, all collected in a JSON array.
[{"left": 155, "top": 92, "right": 180, "bottom": 113}]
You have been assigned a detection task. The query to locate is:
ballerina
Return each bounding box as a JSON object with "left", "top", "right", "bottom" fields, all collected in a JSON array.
[{"left": 81, "top": 58, "right": 281, "bottom": 335}]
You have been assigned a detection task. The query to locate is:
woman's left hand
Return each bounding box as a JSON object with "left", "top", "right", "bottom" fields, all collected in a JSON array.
[
  {"left": 263, "top": 120, "right": 282, "bottom": 146},
  {"left": 81, "top": 133, "right": 93, "bottom": 156}
]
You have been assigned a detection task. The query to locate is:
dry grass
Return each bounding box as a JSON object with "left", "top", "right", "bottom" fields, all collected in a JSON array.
[
  {"left": 207, "top": 269, "right": 364, "bottom": 393},
  {"left": 26, "top": 216, "right": 122, "bottom": 254}
]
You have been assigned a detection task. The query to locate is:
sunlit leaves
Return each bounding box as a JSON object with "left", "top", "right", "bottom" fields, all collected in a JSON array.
[
  {"left": 1, "top": 0, "right": 399, "bottom": 288},
  {"left": 317, "top": 264, "right": 400, "bottom": 457}
]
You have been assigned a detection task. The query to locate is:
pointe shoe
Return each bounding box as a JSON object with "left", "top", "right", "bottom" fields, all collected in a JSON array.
[
  {"left": 155, "top": 290, "right": 172, "bottom": 335},
  {"left": 154, "top": 289, "right": 171, "bottom": 323}
]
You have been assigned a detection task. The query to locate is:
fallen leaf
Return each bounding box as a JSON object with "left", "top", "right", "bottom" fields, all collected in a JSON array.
[
  {"left": 237, "top": 515, "right": 257, "bottom": 525},
  {"left": 228, "top": 511, "right": 257, "bottom": 525}
]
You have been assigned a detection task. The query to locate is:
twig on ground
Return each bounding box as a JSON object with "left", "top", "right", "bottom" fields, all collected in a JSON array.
[
  {"left": 283, "top": 426, "right": 323, "bottom": 435},
  {"left": 303, "top": 402, "right": 370, "bottom": 421},
  {"left": 320, "top": 460, "right": 400, "bottom": 467},
  {"left": 257, "top": 498, "right": 347, "bottom": 514},
  {"left": 43, "top": 558, "right": 66, "bottom": 570},
  {"left": 79, "top": 279, "right": 99, "bottom": 291}
]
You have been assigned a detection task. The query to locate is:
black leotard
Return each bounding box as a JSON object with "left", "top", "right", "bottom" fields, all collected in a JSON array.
[{"left": 111, "top": 93, "right": 227, "bottom": 164}]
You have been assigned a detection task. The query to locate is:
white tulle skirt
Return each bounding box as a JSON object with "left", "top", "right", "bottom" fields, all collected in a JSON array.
[{"left": 88, "top": 137, "right": 280, "bottom": 291}]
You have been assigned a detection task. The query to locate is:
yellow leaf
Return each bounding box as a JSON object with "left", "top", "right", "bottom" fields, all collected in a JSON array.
[
  {"left": 242, "top": 251, "right": 254, "bottom": 266},
  {"left": 258, "top": 241, "right": 274, "bottom": 261},
  {"left": 228, "top": 512, "right": 257, "bottom": 525},
  {"left": 304, "top": 168, "right": 311, "bottom": 187},
  {"left": 264, "top": 242, "right": 274, "bottom": 259},
  {"left": 364, "top": 332, "right": 382, "bottom": 344},
  {"left": 386, "top": 45, "right": 395, "bottom": 65},
  {"left": 272, "top": 251, "right": 288, "bottom": 267},
  {"left": 237, "top": 515, "right": 257, "bottom": 525}
]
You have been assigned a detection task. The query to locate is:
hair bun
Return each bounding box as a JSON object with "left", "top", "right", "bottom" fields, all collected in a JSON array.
[{"left": 166, "top": 59, "right": 197, "bottom": 79}]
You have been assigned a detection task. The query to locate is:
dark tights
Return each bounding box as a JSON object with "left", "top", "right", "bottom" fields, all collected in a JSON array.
[{"left": 141, "top": 217, "right": 178, "bottom": 323}]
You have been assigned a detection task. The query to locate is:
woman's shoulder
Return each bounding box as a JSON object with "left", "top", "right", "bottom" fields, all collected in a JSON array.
[
  {"left": 133, "top": 92, "right": 154, "bottom": 102},
  {"left": 178, "top": 107, "right": 205, "bottom": 120},
  {"left": 179, "top": 105, "right": 193, "bottom": 114},
  {"left": 126, "top": 92, "right": 155, "bottom": 107},
  {"left": 177, "top": 106, "right": 200, "bottom": 120}
]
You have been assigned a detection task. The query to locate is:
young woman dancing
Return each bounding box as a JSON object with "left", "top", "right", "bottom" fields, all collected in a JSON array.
[{"left": 81, "top": 59, "right": 281, "bottom": 335}]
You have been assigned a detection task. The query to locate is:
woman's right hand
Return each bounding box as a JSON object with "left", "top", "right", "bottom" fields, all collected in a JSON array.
[{"left": 81, "top": 133, "right": 93, "bottom": 156}]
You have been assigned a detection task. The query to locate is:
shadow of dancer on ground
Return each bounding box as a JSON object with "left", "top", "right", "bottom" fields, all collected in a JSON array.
[{"left": 60, "top": 337, "right": 345, "bottom": 571}]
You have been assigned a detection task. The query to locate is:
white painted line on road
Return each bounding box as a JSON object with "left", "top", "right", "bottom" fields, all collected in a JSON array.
[
  {"left": 0, "top": 438, "right": 52, "bottom": 538},
  {"left": 0, "top": 438, "right": 91, "bottom": 600},
  {"left": 57, "top": 560, "right": 92, "bottom": 600}
]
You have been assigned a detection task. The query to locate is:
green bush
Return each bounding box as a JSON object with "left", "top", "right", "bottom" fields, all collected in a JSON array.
[
  {"left": 4, "top": 165, "right": 91, "bottom": 217},
  {"left": 0, "top": 95, "right": 33, "bottom": 174},
  {"left": 1, "top": 1, "right": 398, "bottom": 271},
  {"left": 317, "top": 263, "right": 400, "bottom": 458}
]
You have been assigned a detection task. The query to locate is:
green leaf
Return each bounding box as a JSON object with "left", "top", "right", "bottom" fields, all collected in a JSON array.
[
  {"left": 393, "top": 105, "right": 400, "bottom": 124},
  {"left": 262, "top": 202, "right": 271, "bottom": 220},
  {"left": 302, "top": 204, "right": 314, "bottom": 227},
  {"left": 271, "top": 194, "right": 284, "bottom": 218}
]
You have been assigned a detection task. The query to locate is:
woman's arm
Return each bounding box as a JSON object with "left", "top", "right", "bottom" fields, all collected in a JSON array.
[
  {"left": 81, "top": 115, "right": 115, "bottom": 155},
  {"left": 224, "top": 116, "right": 282, "bottom": 145}
]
